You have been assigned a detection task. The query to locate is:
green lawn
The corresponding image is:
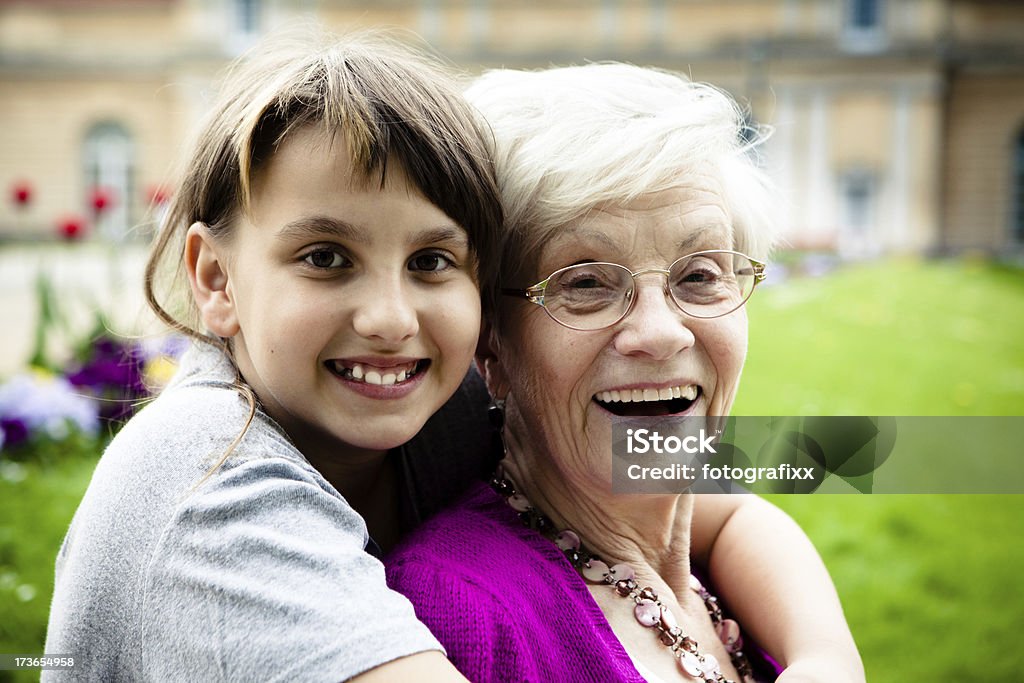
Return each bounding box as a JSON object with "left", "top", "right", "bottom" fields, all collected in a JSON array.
[
  {"left": 735, "top": 256, "right": 1024, "bottom": 416},
  {"left": 762, "top": 494, "right": 1024, "bottom": 681},
  {"left": 0, "top": 444, "right": 99, "bottom": 683},
  {"left": 738, "top": 257, "right": 1024, "bottom": 680},
  {"left": 1, "top": 257, "right": 1022, "bottom": 681}
]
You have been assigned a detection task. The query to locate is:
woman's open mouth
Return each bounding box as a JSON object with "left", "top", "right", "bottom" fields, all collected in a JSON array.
[
  {"left": 325, "top": 359, "right": 429, "bottom": 386},
  {"left": 593, "top": 384, "right": 701, "bottom": 417}
]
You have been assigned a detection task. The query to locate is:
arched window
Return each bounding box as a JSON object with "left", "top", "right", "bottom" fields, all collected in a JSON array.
[
  {"left": 82, "top": 121, "right": 134, "bottom": 240},
  {"left": 841, "top": 0, "right": 886, "bottom": 53},
  {"left": 849, "top": 0, "right": 881, "bottom": 31},
  {"left": 1014, "top": 126, "right": 1024, "bottom": 243}
]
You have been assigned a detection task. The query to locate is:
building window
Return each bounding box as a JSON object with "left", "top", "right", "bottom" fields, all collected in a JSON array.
[
  {"left": 1014, "top": 126, "right": 1024, "bottom": 242},
  {"left": 468, "top": 0, "right": 490, "bottom": 50},
  {"left": 419, "top": 0, "right": 442, "bottom": 46},
  {"left": 841, "top": 0, "right": 886, "bottom": 52},
  {"left": 849, "top": 0, "right": 881, "bottom": 30},
  {"left": 234, "top": 0, "right": 259, "bottom": 36},
  {"left": 228, "top": 0, "right": 261, "bottom": 53},
  {"left": 648, "top": 0, "right": 667, "bottom": 49},
  {"left": 83, "top": 122, "right": 134, "bottom": 241},
  {"left": 600, "top": 0, "right": 620, "bottom": 48},
  {"left": 840, "top": 170, "right": 875, "bottom": 235},
  {"left": 838, "top": 168, "right": 879, "bottom": 258}
]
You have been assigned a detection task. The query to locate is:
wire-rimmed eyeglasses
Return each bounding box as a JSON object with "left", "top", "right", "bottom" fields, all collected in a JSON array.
[{"left": 501, "top": 250, "right": 766, "bottom": 331}]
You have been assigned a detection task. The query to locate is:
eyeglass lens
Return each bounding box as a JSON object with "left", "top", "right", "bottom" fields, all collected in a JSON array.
[{"left": 542, "top": 252, "right": 757, "bottom": 330}]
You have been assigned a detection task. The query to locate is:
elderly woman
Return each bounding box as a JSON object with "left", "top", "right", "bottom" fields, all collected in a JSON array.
[{"left": 387, "top": 64, "right": 862, "bottom": 682}]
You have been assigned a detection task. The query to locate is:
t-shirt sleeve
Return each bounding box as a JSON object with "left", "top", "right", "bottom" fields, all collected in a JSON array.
[
  {"left": 387, "top": 557, "right": 538, "bottom": 682},
  {"left": 138, "top": 457, "right": 441, "bottom": 683}
]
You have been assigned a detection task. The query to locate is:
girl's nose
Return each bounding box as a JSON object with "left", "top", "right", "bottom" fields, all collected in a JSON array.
[{"left": 351, "top": 276, "right": 419, "bottom": 344}]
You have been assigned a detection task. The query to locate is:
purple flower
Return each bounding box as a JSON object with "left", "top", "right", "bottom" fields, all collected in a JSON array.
[
  {"left": 1, "top": 417, "right": 30, "bottom": 449},
  {"left": 0, "top": 373, "right": 100, "bottom": 450},
  {"left": 64, "top": 334, "right": 151, "bottom": 423}
]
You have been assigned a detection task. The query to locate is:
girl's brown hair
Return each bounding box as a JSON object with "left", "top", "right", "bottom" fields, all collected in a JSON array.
[
  {"left": 144, "top": 27, "right": 503, "bottom": 478},
  {"left": 146, "top": 27, "right": 501, "bottom": 339}
]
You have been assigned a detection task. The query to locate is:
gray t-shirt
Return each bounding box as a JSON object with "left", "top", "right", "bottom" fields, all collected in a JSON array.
[{"left": 43, "top": 343, "right": 441, "bottom": 682}]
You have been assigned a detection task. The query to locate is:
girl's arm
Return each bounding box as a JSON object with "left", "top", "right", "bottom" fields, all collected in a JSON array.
[
  {"left": 691, "top": 495, "right": 865, "bottom": 683},
  {"left": 351, "top": 652, "right": 468, "bottom": 683}
]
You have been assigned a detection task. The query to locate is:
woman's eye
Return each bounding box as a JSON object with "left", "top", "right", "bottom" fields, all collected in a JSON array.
[
  {"left": 681, "top": 269, "right": 716, "bottom": 283},
  {"left": 676, "top": 258, "right": 725, "bottom": 284},
  {"left": 566, "top": 273, "right": 609, "bottom": 289},
  {"left": 409, "top": 252, "right": 454, "bottom": 273},
  {"left": 557, "top": 263, "right": 621, "bottom": 291},
  {"left": 303, "top": 249, "right": 346, "bottom": 269}
]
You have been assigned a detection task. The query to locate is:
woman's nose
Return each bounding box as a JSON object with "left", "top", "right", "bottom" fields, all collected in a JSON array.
[
  {"left": 351, "top": 275, "right": 419, "bottom": 344},
  {"left": 612, "top": 278, "right": 695, "bottom": 359}
]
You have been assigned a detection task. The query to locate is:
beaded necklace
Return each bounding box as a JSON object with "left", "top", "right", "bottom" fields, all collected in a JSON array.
[{"left": 490, "top": 473, "right": 756, "bottom": 683}]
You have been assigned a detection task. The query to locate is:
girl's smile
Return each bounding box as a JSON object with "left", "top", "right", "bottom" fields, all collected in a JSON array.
[{"left": 326, "top": 357, "right": 430, "bottom": 399}]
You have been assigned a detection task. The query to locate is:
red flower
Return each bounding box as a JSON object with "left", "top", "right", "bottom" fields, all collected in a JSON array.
[
  {"left": 11, "top": 180, "right": 33, "bottom": 208},
  {"left": 90, "top": 187, "right": 114, "bottom": 214},
  {"left": 146, "top": 184, "right": 171, "bottom": 206},
  {"left": 57, "top": 215, "right": 87, "bottom": 241}
]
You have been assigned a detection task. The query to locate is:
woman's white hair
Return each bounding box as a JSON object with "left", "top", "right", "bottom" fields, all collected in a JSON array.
[{"left": 466, "top": 63, "right": 779, "bottom": 292}]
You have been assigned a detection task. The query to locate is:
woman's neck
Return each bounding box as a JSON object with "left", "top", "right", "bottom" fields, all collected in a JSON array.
[{"left": 501, "top": 423, "right": 694, "bottom": 591}]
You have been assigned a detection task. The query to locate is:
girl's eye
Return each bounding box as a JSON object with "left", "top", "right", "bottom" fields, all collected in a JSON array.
[
  {"left": 409, "top": 252, "right": 454, "bottom": 273},
  {"left": 303, "top": 249, "right": 347, "bottom": 269}
]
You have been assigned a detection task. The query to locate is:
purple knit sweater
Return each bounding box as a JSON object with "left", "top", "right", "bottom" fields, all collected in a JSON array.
[{"left": 386, "top": 480, "right": 647, "bottom": 682}]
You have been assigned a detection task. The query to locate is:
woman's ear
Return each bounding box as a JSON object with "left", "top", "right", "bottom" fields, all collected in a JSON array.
[
  {"left": 475, "top": 319, "right": 510, "bottom": 400},
  {"left": 185, "top": 222, "right": 239, "bottom": 338}
]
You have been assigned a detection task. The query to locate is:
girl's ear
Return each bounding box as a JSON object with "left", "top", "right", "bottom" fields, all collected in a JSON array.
[
  {"left": 185, "top": 222, "right": 240, "bottom": 338},
  {"left": 475, "top": 320, "right": 511, "bottom": 400}
]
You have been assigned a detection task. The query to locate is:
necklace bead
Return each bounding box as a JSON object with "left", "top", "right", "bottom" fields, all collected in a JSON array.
[
  {"left": 555, "top": 529, "right": 581, "bottom": 551},
  {"left": 609, "top": 563, "right": 635, "bottom": 582},
  {"left": 581, "top": 558, "right": 611, "bottom": 582},
  {"left": 679, "top": 650, "right": 703, "bottom": 677},
  {"left": 634, "top": 599, "right": 661, "bottom": 627},
  {"left": 490, "top": 473, "right": 756, "bottom": 683}
]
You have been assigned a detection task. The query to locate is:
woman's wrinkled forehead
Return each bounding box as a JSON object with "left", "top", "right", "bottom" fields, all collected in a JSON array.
[{"left": 537, "top": 186, "right": 735, "bottom": 271}]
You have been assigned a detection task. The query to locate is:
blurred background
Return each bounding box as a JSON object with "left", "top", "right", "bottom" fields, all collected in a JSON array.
[{"left": 1, "top": 1, "right": 1023, "bottom": 681}]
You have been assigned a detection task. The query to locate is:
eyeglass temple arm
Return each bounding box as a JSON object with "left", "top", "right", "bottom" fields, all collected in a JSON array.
[
  {"left": 745, "top": 259, "right": 770, "bottom": 286},
  {"left": 750, "top": 259, "right": 767, "bottom": 284},
  {"left": 501, "top": 286, "right": 545, "bottom": 304}
]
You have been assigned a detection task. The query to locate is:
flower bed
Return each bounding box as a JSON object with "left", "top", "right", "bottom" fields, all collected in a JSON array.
[{"left": 0, "top": 270, "right": 185, "bottom": 458}]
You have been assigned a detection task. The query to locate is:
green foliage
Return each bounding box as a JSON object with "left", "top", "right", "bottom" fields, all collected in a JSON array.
[
  {"left": 0, "top": 444, "right": 101, "bottom": 683},
  {"left": 27, "top": 272, "right": 57, "bottom": 371},
  {"left": 735, "top": 257, "right": 1024, "bottom": 416}
]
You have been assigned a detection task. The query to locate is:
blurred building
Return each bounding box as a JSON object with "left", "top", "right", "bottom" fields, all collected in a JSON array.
[{"left": 1, "top": 0, "right": 1022, "bottom": 255}]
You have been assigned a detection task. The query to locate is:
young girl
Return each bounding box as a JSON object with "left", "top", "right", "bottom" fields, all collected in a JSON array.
[{"left": 44, "top": 30, "right": 500, "bottom": 681}]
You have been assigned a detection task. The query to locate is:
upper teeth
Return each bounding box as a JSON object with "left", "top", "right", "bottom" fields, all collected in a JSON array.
[
  {"left": 335, "top": 361, "right": 418, "bottom": 386},
  {"left": 595, "top": 385, "right": 698, "bottom": 403}
]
